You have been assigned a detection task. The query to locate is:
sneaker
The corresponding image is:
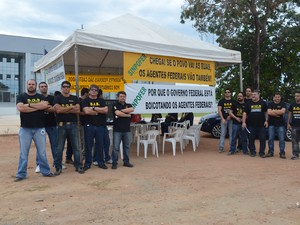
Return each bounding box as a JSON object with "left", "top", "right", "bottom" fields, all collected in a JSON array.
[
  {"left": 14, "top": 177, "right": 25, "bottom": 182},
  {"left": 250, "top": 153, "right": 256, "bottom": 157},
  {"left": 76, "top": 167, "right": 85, "bottom": 174},
  {"left": 265, "top": 152, "right": 274, "bottom": 157},
  {"left": 62, "top": 164, "right": 67, "bottom": 169},
  {"left": 93, "top": 161, "right": 98, "bottom": 166},
  {"left": 99, "top": 164, "right": 108, "bottom": 170},
  {"left": 123, "top": 162, "right": 134, "bottom": 168},
  {"left": 44, "top": 173, "right": 55, "bottom": 177},
  {"left": 35, "top": 165, "right": 40, "bottom": 173},
  {"left": 219, "top": 148, "right": 224, "bottom": 153},
  {"left": 227, "top": 152, "right": 235, "bottom": 156},
  {"left": 243, "top": 152, "right": 249, "bottom": 155},
  {"left": 112, "top": 164, "right": 117, "bottom": 170},
  {"left": 54, "top": 168, "right": 62, "bottom": 176},
  {"left": 65, "top": 159, "right": 74, "bottom": 164},
  {"left": 105, "top": 159, "right": 113, "bottom": 164},
  {"left": 291, "top": 155, "right": 299, "bottom": 160},
  {"left": 280, "top": 154, "right": 286, "bottom": 159}
]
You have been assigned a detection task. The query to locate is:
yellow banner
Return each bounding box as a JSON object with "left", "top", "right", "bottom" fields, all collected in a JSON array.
[
  {"left": 123, "top": 52, "right": 215, "bottom": 85},
  {"left": 65, "top": 74, "right": 124, "bottom": 92}
]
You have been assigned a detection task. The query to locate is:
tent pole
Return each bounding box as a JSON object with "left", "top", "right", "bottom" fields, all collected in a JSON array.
[
  {"left": 74, "top": 44, "right": 79, "bottom": 97},
  {"left": 239, "top": 62, "right": 243, "bottom": 92},
  {"left": 74, "top": 44, "right": 83, "bottom": 162}
]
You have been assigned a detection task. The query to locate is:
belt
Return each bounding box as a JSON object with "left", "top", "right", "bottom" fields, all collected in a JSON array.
[{"left": 58, "top": 122, "right": 77, "bottom": 126}]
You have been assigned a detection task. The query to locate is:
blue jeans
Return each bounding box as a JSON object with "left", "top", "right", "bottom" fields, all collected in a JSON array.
[
  {"left": 66, "top": 136, "right": 73, "bottom": 160},
  {"left": 241, "top": 129, "right": 249, "bottom": 153},
  {"left": 103, "top": 126, "right": 111, "bottom": 161},
  {"left": 85, "top": 125, "right": 105, "bottom": 167},
  {"left": 93, "top": 126, "right": 111, "bottom": 162},
  {"left": 268, "top": 125, "right": 285, "bottom": 155},
  {"left": 36, "top": 126, "right": 57, "bottom": 166},
  {"left": 55, "top": 124, "right": 82, "bottom": 170},
  {"left": 230, "top": 123, "right": 242, "bottom": 153},
  {"left": 248, "top": 126, "right": 266, "bottom": 155},
  {"left": 291, "top": 127, "right": 300, "bottom": 156},
  {"left": 219, "top": 119, "right": 232, "bottom": 150},
  {"left": 16, "top": 127, "right": 51, "bottom": 178},
  {"left": 112, "top": 132, "right": 131, "bottom": 165}
]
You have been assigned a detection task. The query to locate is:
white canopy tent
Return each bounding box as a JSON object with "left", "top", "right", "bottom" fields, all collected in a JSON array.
[
  {"left": 34, "top": 14, "right": 242, "bottom": 94},
  {"left": 35, "top": 13, "right": 241, "bottom": 71}
]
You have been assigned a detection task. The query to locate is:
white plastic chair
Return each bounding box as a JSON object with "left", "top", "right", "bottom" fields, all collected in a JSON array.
[
  {"left": 188, "top": 124, "right": 202, "bottom": 147},
  {"left": 182, "top": 129, "right": 197, "bottom": 152},
  {"left": 137, "top": 130, "right": 160, "bottom": 158},
  {"left": 162, "top": 129, "right": 185, "bottom": 156}
]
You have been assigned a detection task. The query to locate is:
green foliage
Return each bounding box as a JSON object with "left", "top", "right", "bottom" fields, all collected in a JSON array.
[{"left": 181, "top": 0, "right": 300, "bottom": 102}]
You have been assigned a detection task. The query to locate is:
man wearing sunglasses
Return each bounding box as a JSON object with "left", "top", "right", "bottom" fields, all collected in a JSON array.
[
  {"left": 53, "top": 81, "right": 84, "bottom": 175},
  {"left": 218, "top": 89, "right": 235, "bottom": 153},
  {"left": 81, "top": 85, "right": 108, "bottom": 171}
]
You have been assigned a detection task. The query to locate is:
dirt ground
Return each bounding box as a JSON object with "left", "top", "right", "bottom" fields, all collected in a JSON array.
[{"left": 0, "top": 132, "right": 300, "bottom": 225}]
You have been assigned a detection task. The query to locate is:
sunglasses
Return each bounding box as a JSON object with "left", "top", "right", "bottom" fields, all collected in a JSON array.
[
  {"left": 90, "top": 88, "right": 98, "bottom": 92},
  {"left": 62, "top": 86, "right": 70, "bottom": 88}
]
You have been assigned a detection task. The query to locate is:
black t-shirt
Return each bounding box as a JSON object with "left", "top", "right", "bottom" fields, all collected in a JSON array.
[
  {"left": 218, "top": 98, "right": 235, "bottom": 119},
  {"left": 244, "top": 99, "right": 267, "bottom": 128},
  {"left": 288, "top": 102, "right": 300, "bottom": 127},
  {"left": 53, "top": 94, "right": 79, "bottom": 123},
  {"left": 268, "top": 101, "right": 286, "bottom": 127},
  {"left": 113, "top": 102, "right": 133, "bottom": 132},
  {"left": 43, "top": 95, "right": 57, "bottom": 127},
  {"left": 81, "top": 97, "right": 107, "bottom": 126},
  {"left": 232, "top": 101, "right": 245, "bottom": 124},
  {"left": 17, "top": 93, "right": 46, "bottom": 128}
]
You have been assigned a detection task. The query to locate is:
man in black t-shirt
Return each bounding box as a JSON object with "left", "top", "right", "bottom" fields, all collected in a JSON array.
[
  {"left": 111, "top": 91, "right": 134, "bottom": 169},
  {"left": 228, "top": 92, "right": 247, "bottom": 155},
  {"left": 81, "top": 85, "right": 108, "bottom": 170},
  {"left": 218, "top": 89, "right": 235, "bottom": 153},
  {"left": 266, "top": 92, "right": 286, "bottom": 158},
  {"left": 33, "top": 82, "right": 58, "bottom": 173},
  {"left": 242, "top": 90, "right": 268, "bottom": 157},
  {"left": 288, "top": 90, "right": 300, "bottom": 160},
  {"left": 15, "top": 79, "right": 54, "bottom": 182},
  {"left": 53, "top": 81, "right": 84, "bottom": 175}
]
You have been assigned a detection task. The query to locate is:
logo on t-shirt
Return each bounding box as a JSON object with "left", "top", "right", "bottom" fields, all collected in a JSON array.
[
  {"left": 251, "top": 104, "right": 262, "bottom": 112},
  {"left": 90, "top": 102, "right": 100, "bottom": 107},
  {"left": 62, "top": 104, "right": 74, "bottom": 107},
  {"left": 27, "top": 98, "right": 41, "bottom": 104}
]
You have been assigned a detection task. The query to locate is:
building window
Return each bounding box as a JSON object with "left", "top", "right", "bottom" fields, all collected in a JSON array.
[
  {"left": 6, "top": 74, "right": 11, "bottom": 79},
  {"left": 0, "top": 74, "right": 2, "bottom": 80},
  {"left": 14, "top": 75, "right": 19, "bottom": 80}
]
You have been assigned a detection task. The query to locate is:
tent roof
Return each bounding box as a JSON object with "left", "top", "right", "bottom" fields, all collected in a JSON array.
[{"left": 34, "top": 14, "right": 241, "bottom": 72}]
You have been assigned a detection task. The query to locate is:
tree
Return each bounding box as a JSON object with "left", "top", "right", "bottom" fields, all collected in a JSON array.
[{"left": 180, "top": 0, "right": 300, "bottom": 101}]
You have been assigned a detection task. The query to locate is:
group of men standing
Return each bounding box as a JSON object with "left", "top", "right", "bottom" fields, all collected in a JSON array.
[
  {"left": 218, "top": 88, "right": 300, "bottom": 159},
  {"left": 15, "top": 80, "right": 134, "bottom": 182}
]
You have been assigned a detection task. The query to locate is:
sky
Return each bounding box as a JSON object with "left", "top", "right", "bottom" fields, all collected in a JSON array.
[{"left": 0, "top": 0, "right": 214, "bottom": 43}]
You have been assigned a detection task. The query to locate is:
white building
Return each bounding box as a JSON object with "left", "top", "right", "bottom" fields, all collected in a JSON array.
[{"left": 0, "top": 34, "right": 61, "bottom": 115}]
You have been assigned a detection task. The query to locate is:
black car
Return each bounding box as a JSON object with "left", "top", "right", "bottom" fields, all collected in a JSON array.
[{"left": 199, "top": 112, "right": 292, "bottom": 141}]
